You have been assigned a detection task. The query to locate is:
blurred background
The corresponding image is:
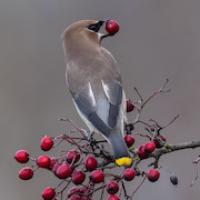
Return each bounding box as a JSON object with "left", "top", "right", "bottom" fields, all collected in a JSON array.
[{"left": 1, "top": 0, "right": 200, "bottom": 199}]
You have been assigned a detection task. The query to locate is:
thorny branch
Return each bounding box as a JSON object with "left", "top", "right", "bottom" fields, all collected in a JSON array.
[{"left": 15, "top": 79, "right": 200, "bottom": 200}]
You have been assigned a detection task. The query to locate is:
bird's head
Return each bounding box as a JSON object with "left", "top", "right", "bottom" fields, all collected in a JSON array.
[{"left": 62, "top": 19, "right": 120, "bottom": 58}]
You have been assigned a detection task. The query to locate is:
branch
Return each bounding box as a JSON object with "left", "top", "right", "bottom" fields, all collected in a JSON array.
[{"left": 152, "top": 140, "right": 200, "bottom": 158}]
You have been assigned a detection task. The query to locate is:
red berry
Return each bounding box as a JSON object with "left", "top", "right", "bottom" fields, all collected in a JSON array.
[
  {"left": 48, "top": 157, "right": 57, "bottom": 170},
  {"left": 85, "top": 156, "right": 98, "bottom": 171},
  {"left": 42, "top": 187, "right": 56, "bottom": 200},
  {"left": 106, "top": 181, "right": 119, "bottom": 194},
  {"left": 138, "top": 145, "right": 148, "bottom": 159},
  {"left": 66, "top": 150, "right": 80, "bottom": 164},
  {"left": 51, "top": 161, "right": 60, "bottom": 174},
  {"left": 68, "top": 187, "right": 80, "bottom": 196},
  {"left": 90, "top": 170, "right": 104, "bottom": 183},
  {"left": 19, "top": 167, "right": 33, "bottom": 180},
  {"left": 126, "top": 99, "right": 135, "bottom": 112},
  {"left": 144, "top": 141, "right": 156, "bottom": 154},
  {"left": 108, "top": 194, "right": 120, "bottom": 200},
  {"left": 55, "top": 162, "right": 72, "bottom": 179},
  {"left": 36, "top": 155, "right": 51, "bottom": 168},
  {"left": 147, "top": 169, "right": 160, "bottom": 182},
  {"left": 105, "top": 20, "right": 120, "bottom": 35},
  {"left": 124, "top": 135, "right": 135, "bottom": 147},
  {"left": 154, "top": 135, "right": 166, "bottom": 148},
  {"left": 123, "top": 168, "right": 136, "bottom": 181},
  {"left": 68, "top": 187, "right": 90, "bottom": 200},
  {"left": 15, "top": 150, "right": 29, "bottom": 163},
  {"left": 72, "top": 170, "right": 86, "bottom": 185},
  {"left": 40, "top": 135, "right": 54, "bottom": 151},
  {"left": 70, "top": 194, "right": 81, "bottom": 200}
]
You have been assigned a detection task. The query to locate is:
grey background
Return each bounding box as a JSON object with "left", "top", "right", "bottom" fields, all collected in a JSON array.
[{"left": 0, "top": 0, "right": 200, "bottom": 199}]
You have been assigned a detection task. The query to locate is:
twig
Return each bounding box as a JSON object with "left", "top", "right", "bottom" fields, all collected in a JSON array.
[
  {"left": 130, "top": 176, "right": 146, "bottom": 199},
  {"left": 121, "top": 181, "right": 130, "bottom": 199},
  {"left": 141, "top": 78, "right": 170, "bottom": 109},
  {"left": 191, "top": 156, "right": 200, "bottom": 186}
]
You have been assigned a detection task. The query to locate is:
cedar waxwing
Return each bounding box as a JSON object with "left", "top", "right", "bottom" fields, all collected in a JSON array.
[{"left": 62, "top": 19, "right": 132, "bottom": 167}]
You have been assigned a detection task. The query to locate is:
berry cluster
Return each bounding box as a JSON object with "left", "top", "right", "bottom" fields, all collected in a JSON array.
[{"left": 15, "top": 95, "right": 174, "bottom": 200}]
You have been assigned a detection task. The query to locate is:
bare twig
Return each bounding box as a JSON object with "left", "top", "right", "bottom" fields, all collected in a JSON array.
[
  {"left": 130, "top": 176, "right": 146, "bottom": 199},
  {"left": 141, "top": 79, "right": 170, "bottom": 109},
  {"left": 121, "top": 181, "right": 130, "bottom": 199}
]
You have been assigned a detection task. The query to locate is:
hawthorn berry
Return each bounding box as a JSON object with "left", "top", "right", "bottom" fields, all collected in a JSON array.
[
  {"left": 106, "top": 180, "right": 119, "bottom": 194},
  {"left": 124, "top": 135, "right": 135, "bottom": 147},
  {"left": 15, "top": 150, "right": 29, "bottom": 163},
  {"left": 90, "top": 169, "right": 104, "bottom": 183},
  {"left": 108, "top": 194, "right": 120, "bottom": 200},
  {"left": 55, "top": 162, "right": 72, "bottom": 179},
  {"left": 123, "top": 168, "right": 136, "bottom": 181},
  {"left": 126, "top": 99, "right": 135, "bottom": 112},
  {"left": 85, "top": 156, "right": 98, "bottom": 171},
  {"left": 70, "top": 194, "right": 81, "bottom": 200},
  {"left": 137, "top": 145, "right": 148, "bottom": 159},
  {"left": 40, "top": 135, "right": 54, "bottom": 151},
  {"left": 66, "top": 150, "right": 80, "bottom": 164},
  {"left": 42, "top": 187, "right": 56, "bottom": 200},
  {"left": 144, "top": 141, "right": 156, "bottom": 154},
  {"left": 48, "top": 157, "right": 57, "bottom": 170},
  {"left": 36, "top": 155, "right": 51, "bottom": 168},
  {"left": 105, "top": 20, "right": 120, "bottom": 35},
  {"left": 68, "top": 187, "right": 80, "bottom": 197},
  {"left": 68, "top": 187, "right": 90, "bottom": 200},
  {"left": 147, "top": 169, "right": 160, "bottom": 182},
  {"left": 154, "top": 135, "right": 167, "bottom": 148},
  {"left": 19, "top": 167, "right": 33, "bottom": 180},
  {"left": 72, "top": 170, "right": 86, "bottom": 185}
]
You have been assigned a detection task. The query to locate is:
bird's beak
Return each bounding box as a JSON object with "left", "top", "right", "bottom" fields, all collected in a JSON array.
[
  {"left": 96, "top": 20, "right": 105, "bottom": 28},
  {"left": 99, "top": 20, "right": 113, "bottom": 41}
]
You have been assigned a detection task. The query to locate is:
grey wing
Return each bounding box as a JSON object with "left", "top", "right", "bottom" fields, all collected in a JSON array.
[
  {"left": 73, "top": 80, "right": 123, "bottom": 137},
  {"left": 101, "top": 80, "right": 123, "bottom": 128}
]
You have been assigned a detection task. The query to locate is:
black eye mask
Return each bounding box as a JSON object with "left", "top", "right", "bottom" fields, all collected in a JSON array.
[{"left": 87, "top": 21, "right": 104, "bottom": 32}]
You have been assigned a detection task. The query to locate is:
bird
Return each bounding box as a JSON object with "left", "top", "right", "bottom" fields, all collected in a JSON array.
[{"left": 62, "top": 19, "right": 132, "bottom": 167}]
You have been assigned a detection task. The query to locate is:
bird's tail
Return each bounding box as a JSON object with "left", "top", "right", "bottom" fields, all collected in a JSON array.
[{"left": 108, "top": 130, "right": 133, "bottom": 167}]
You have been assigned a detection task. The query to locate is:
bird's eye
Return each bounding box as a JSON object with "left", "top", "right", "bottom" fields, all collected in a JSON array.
[{"left": 87, "top": 24, "right": 99, "bottom": 32}]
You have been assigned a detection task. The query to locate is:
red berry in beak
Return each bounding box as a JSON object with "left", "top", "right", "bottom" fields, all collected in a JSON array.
[{"left": 106, "top": 20, "right": 120, "bottom": 35}]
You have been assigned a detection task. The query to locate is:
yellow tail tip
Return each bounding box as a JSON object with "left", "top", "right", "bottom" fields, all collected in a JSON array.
[{"left": 115, "top": 157, "right": 133, "bottom": 167}]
